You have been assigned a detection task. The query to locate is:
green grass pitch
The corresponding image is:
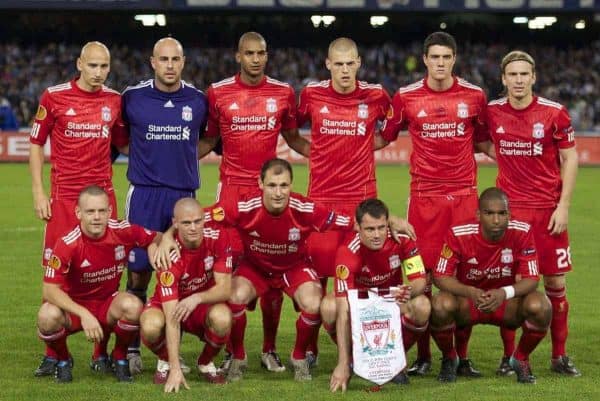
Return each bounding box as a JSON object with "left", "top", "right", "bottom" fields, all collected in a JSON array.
[{"left": 0, "top": 163, "right": 598, "bottom": 401}]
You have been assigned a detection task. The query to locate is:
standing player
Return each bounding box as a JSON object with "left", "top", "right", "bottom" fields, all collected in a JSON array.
[
  {"left": 29, "top": 41, "right": 126, "bottom": 376},
  {"left": 380, "top": 32, "right": 489, "bottom": 377},
  {"left": 198, "top": 32, "right": 310, "bottom": 373},
  {"left": 298, "top": 37, "right": 391, "bottom": 365},
  {"left": 326, "top": 199, "right": 430, "bottom": 392},
  {"left": 431, "top": 188, "right": 551, "bottom": 384},
  {"left": 36, "top": 186, "right": 160, "bottom": 382},
  {"left": 120, "top": 37, "right": 208, "bottom": 373},
  {"left": 482, "top": 50, "right": 580, "bottom": 376},
  {"left": 140, "top": 198, "right": 233, "bottom": 392}
]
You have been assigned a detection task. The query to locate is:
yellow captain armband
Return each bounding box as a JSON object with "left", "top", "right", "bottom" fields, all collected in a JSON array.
[{"left": 402, "top": 255, "right": 425, "bottom": 276}]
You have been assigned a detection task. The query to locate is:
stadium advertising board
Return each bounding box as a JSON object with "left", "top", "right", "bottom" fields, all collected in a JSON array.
[
  {"left": 3, "top": 131, "right": 600, "bottom": 165},
  {"left": 2, "top": 0, "right": 599, "bottom": 10}
]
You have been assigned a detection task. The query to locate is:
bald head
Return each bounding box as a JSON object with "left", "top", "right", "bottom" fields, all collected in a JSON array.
[
  {"left": 173, "top": 198, "right": 203, "bottom": 219},
  {"left": 80, "top": 41, "right": 110, "bottom": 59},
  {"left": 173, "top": 198, "right": 204, "bottom": 248},
  {"left": 76, "top": 41, "right": 111, "bottom": 92},
  {"left": 328, "top": 37, "right": 358, "bottom": 58},
  {"left": 238, "top": 32, "right": 267, "bottom": 52},
  {"left": 153, "top": 37, "right": 184, "bottom": 57}
]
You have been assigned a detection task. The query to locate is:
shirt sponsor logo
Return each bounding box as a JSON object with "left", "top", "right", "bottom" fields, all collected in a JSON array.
[
  {"left": 532, "top": 122, "right": 544, "bottom": 139},
  {"left": 266, "top": 98, "right": 277, "bottom": 113},
  {"left": 36, "top": 105, "right": 47, "bottom": 120},
  {"left": 63, "top": 122, "right": 105, "bottom": 139},
  {"left": 182, "top": 106, "right": 193, "bottom": 122},
  {"left": 501, "top": 248, "right": 513, "bottom": 264},
  {"left": 420, "top": 122, "right": 465, "bottom": 138},
  {"left": 230, "top": 115, "right": 272, "bottom": 131},
  {"left": 101, "top": 106, "right": 111, "bottom": 122},
  {"left": 288, "top": 243, "right": 298, "bottom": 253},
  {"left": 457, "top": 102, "right": 469, "bottom": 118},
  {"left": 115, "top": 245, "right": 126, "bottom": 261},
  {"left": 145, "top": 125, "right": 191, "bottom": 141},
  {"left": 501, "top": 266, "right": 512, "bottom": 277},
  {"left": 320, "top": 119, "right": 361, "bottom": 136},
  {"left": 358, "top": 103, "right": 369, "bottom": 119},
  {"left": 498, "top": 139, "right": 542, "bottom": 157},
  {"left": 288, "top": 227, "right": 300, "bottom": 241}
]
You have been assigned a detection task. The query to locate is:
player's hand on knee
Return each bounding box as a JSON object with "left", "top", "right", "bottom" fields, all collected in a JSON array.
[
  {"left": 173, "top": 295, "right": 200, "bottom": 322},
  {"left": 81, "top": 312, "right": 103, "bottom": 343},
  {"left": 330, "top": 364, "right": 350, "bottom": 392}
]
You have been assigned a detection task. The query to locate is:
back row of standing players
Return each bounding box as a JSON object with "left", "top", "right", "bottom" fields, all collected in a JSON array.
[{"left": 29, "top": 31, "right": 579, "bottom": 386}]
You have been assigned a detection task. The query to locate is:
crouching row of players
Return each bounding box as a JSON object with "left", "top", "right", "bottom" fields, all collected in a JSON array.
[{"left": 36, "top": 161, "right": 550, "bottom": 391}]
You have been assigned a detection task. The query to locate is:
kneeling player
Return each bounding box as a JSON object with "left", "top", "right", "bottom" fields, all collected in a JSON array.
[
  {"left": 327, "top": 199, "right": 430, "bottom": 392},
  {"left": 36, "top": 186, "right": 160, "bottom": 383},
  {"left": 140, "top": 199, "right": 233, "bottom": 392},
  {"left": 431, "top": 187, "right": 551, "bottom": 384}
]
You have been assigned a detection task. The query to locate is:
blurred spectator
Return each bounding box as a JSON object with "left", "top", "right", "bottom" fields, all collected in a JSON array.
[{"left": 0, "top": 97, "right": 18, "bottom": 130}]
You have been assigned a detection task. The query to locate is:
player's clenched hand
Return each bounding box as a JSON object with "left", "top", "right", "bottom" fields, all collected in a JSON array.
[
  {"left": 80, "top": 311, "right": 103, "bottom": 343},
  {"left": 548, "top": 204, "right": 569, "bottom": 235},
  {"left": 469, "top": 287, "right": 486, "bottom": 305},
  {"left": 330, "top": 363, "right": 351, "bottom": 393},
  {"left": 164, "top": 369, "right": 189, "bottom": 393},
  {"left": 33, "top": 190, "right": 51, "bottom": 220},
  {"left": 477, "top": 289, "right": 505, "bottom": 313},
  {"left": 173, "top": 295, "right": 200, "bottom": 323},
  {"left": 388, "top": 216, "right": 416, "bottom": 241}
]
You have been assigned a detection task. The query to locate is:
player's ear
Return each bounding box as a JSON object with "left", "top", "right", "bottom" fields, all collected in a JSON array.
[
  {"left": 325, "top": 58, "right": 332, "bottom": 71},
  {"left": 150, "top": 56, "right": 156, "bottom": 70},
  {"left": 75, "top": 205, "right": 82, "bottom": 220},
  {"left": 354, "top": 221, "right": 360, "bottom": 232},
  {"left": 476, "top": 209, "right": 481, "bottom": 222},
  {"left": 107, "top": 205, "right": 112, "bottom": 217},
  {"left": 258, "top": 177, "right": 264, "bottom": 190},
  {"left": 531, "top": 71, "right": 536, "bottom": 86},
  {"left": 76, "top": 57, "right": 83, "bottom": 72},
  {"left": 235, "top": 51, "right": 241, "bottom": 64},
  {"left": 356, "top": 56, "right": 362, "bottom": 69}
]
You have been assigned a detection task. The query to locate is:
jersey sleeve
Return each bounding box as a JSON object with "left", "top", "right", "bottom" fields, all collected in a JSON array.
[
  {"left": 310, "top": 201, "right": 353, "bottom": 233},
  {"left": 515, "top": 229, "right": 540, "bottom": 281},
  {"left": 30, "top": 90, "right": 55, "bottom": 146},
  {"left": 473, "top": 93, "right": 490, "bottom": 144},
  {"left": 334, "top": 242, "right": 362, "bottom": 297},
  {"left": 433, "top": 233, "right": 461, "bottom": 279},
  {"left": 204, "top": 86, "right": 220, "bottom": 138},
  {"left": 281, "top": 86, "right": 298, "bottom": 131},
  {"left": 380, "top": 91, "right": 406, "bottom": 142},
  {"left": 43, "top": 239, "right": 71, "bottom": 287},
  {"left": 155, "top": 260, "right": 182, "bottom": 303},
  {"left": 553, "top": 106, "right": 576, "bottom": 149},
  {"left": 296, "top": 87, "right": 311, "bottom": 127},
  {"left": 399, "top": 237, "right": 426, "bottom": 281},
  {"left": 124, "top": 222, "right": 158, "bottom": 248},
  {"left": 208, "top": 229, "right": 234, "bottom": 275},
  {"left": 377, "top": 88, "right": 392, "bottom": 121}
]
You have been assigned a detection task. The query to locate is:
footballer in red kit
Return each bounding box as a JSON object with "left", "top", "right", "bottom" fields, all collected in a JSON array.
[
  {"left": 482, "top": 50, "right": 580, "bottom": 376},
  {"left": 325, "top": 199, "right": 429, "bottom": 392},
  {"left": 379, "top": 32, "right": 488, "bottom": 376},
  {"left": 198, "top": 33, "right": 310, "bottom": 370},
  {"left": 36, "top": 186, "right": 160, "bottom": 383},
  {"left": 430, "top": 188, "right": 551, "bottom": 384},
  {"left": 29, "top": 41, "right": 127, "bottom": 378},
  {"left": 140, "top": 199, "right": 233, "bottom": 392}
]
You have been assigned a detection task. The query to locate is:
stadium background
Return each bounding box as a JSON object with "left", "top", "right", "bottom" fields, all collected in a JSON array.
[{"left": 0, "top": 1, "right": 599, "bottom": 400}]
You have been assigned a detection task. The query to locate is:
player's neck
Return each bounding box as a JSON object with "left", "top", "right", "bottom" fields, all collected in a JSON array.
[
  {"left": 508, "top": 94, "right": 533, "bottom": 110},
  {"left": 155, "top": 79, "right": 182, "bottom": 93},
  {"left": 75, "top": 78, "right": 101, "bottom": 93},
  {"left": 240, "top": 72, "right": 264, "bottom": 86},
  {"left": 332, "top": 81, "right": 356, "bottom": 95},
  {"left": 426, "top": 76, "right": 453, "bottom": 92}
]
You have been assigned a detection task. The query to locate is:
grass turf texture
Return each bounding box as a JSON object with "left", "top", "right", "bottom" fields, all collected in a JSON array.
[{"left": 0, "top": 163, "right": 598, "bottom": 401}]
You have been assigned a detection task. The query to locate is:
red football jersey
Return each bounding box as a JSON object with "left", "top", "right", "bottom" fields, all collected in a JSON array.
[
  {"left": 29, "top": 79, "right": 125, "bottom": 199},
  {"left": 297, "top": 80, "right": 390, "bottom": 202},
  {"left": 43, "top": 220, "right": 157, "bottom": 302},
  {"left": 434, "top": 220, "right": 540, "bottom": 289},
  {"left": 484, "top": 96, "right": 576, "bottom": 208},
  {"left": 381, "top": 77, "right": 487, "bottom": 195},
  {"left": 214, "top": 192, "right": 352, "bottom": 275},
  {"left": 205, "top": 74, "right": 298, "bottom": 186},
  {"left": 150, "top": 228, "right": 233, "bottom": 304},
  {"left": 334, "top": 232, "right": 425, "bottom": 296}
]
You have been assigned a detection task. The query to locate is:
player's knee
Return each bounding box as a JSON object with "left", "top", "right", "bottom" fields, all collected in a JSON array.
[
  {"left": 37, "top": 303, "right": 64, "bottom": 332},
  {"left": 230, "top": 278, "right": 254, "bottom": 305},
  {"left": 119, "top": 294, "right": 143, "bottom": 321},
  {"left": 208, "top": 304, "right": 232, "bottom": 334},
  {"left": 410, "top": 295, "right": 432, "bottom": 325},
  {"left": 320, "top": 294, "right": 337, "bottom": 325},
  {"left": 524, "top": 292, "right": 552, "bottom": 324},
  {"left": 431, "top": 292, "right": 456, "bottom": 315},
  {"left": 543, "top": 274, "right": 565, "bottom": 290},
  {"left": 300, "top": 295, "right": 321, "bottom": 315},
  {"left": 140, "top": 311, "right": 165, "bottom": 341}
]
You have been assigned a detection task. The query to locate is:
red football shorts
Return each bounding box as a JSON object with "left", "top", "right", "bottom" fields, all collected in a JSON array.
[
  {"left": 510, "top": 207, "right": 572, "bottom": 275},
  {"left": 234, "top": 260, "right": 320, "bottom": 299},
  {"left": 408, "top": 193, "right": 478, "bottom": 271},
  {"left": 307, "top": 201, "right": 358, "bottom": 278},
  {"left": 467, "top": 297, "right": 508, "bottom": 327},
  {"left": 41, "top": 188, "right": 117, "bottom": 267},
  {"left": 143, "top": 301, "right": 215, "bottom": 337},
  {"left": 63, "top": 292, "right": 119, "bottom": 334},
  {"left": 215, "top": 181, "right": 255, "bottom": 211}
]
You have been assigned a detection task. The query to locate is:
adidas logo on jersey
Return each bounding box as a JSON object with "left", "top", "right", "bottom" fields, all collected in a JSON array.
[
  {"left": 65, "top": 108, "right": 76, "bottom": 116},
  {"left": 496, "top": 126, "right": 505, "bottom": 134},
  {"left": 80, "top": 259, "right": 91, "bottom": 268},
  {"left": 320, "top": 106, "right": 330, "bottom": 114},
  {"left": 164, "top": 100, "right": 175, "bottom": 108},
  {"left": 467, "top": 257, "right": 478, "bottom": 264},
  {"left": 417, "top": 109, "right": 427, "bottom": 118},
  {"left": 249, "top": 231, "right": 260, "bottom": 237},
  {"left": 229, "top": 102, "right": 239, "bottom": 110},
  {"left": 181, "top": 272, "right": 190, "bottom": 280}
]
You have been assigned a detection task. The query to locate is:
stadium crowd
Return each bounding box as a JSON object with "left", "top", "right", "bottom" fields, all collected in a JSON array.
[{"left": 1, "top": 39, "right": 599, "bottom": 131}]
